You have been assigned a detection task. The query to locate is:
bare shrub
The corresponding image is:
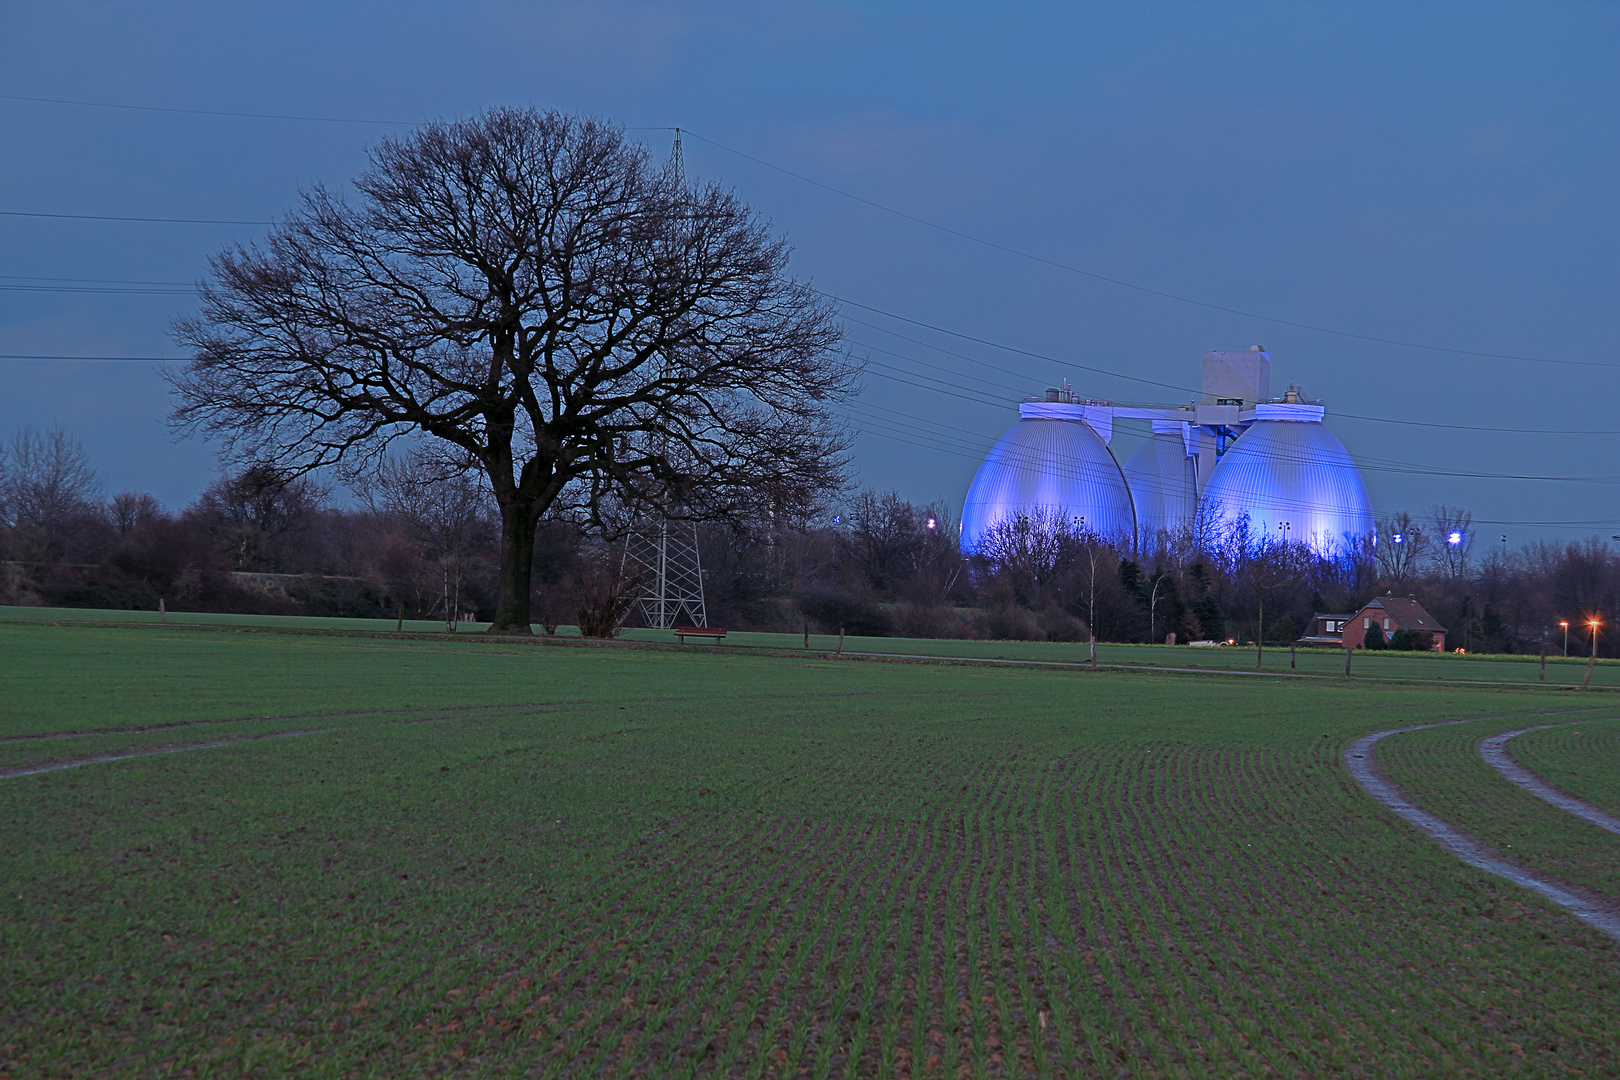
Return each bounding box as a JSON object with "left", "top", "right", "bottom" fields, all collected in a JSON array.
[
  {"left": 573, "top": 549, "right": 642, "bottom": 639},
  {"left": 1036, "top": 606, "right": 1090, "bottom": 642},
  {"left": 894, "top": 601, "right": 975, "bottom": 640},
  {"left": 976, "top": 601, "right": 1044, "bottom": 641}
]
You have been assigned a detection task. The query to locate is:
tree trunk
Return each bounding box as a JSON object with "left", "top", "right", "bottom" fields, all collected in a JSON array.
[{"left": 490, "top": 503, "right": 538, "bottom": 633}]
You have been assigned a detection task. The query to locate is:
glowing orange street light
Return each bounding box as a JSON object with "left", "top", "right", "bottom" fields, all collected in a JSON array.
[{"left": 1560, "top": 620, "right": 1570, "bottom": 656}]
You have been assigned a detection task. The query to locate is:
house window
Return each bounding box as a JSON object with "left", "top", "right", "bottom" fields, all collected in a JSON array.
[
  {"left": 1364, "top": 618, "right": 1370, "bottom": 629},
  {"left": 1384, "top": 618, "right": 1390, "bottom": 630}
]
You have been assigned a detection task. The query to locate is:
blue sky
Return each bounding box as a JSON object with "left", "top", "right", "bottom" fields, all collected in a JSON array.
[{"left": 2, "top": 1, "right": 1616, "bottom": 541}]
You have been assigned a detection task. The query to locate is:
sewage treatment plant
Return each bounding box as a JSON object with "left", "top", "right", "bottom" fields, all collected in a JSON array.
[{"left": 960, "top": 348, "right": 1375, "bottom": 555}]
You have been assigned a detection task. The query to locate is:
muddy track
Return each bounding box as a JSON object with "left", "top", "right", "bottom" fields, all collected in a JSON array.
[
  {"left": 1480, "top": 724, "right": 1620, "bottom": 837},
  {"left": 0, "top": 729, "right": 313, "bottom": 779},
  {"left": 1345, "top": 723, "right": 1620, "bottom": 941}
]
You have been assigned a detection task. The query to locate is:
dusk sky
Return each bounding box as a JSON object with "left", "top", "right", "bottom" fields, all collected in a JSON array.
[{"left": 3, "top": 1, "right": 1617, "bottom": 544}]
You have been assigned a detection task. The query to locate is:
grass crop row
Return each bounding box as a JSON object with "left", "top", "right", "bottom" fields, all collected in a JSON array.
[{"left": 2, "top": 625, "right": 1618, "bottom": 1078}]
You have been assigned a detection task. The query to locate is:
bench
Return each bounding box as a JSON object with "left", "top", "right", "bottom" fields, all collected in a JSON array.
[{"left": 674, "top": 626, "right": 727, "bottom": 644}]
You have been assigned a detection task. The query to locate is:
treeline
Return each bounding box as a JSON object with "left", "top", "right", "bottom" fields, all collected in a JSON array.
[{"left": 3, "top": 427, "right": 1617, "bottom": 654}]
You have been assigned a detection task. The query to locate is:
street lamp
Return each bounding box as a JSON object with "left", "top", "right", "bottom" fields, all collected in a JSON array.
[
  {"left": 1585, "top": 617, "right": 1602, "bottom": 689},
  {"left": 1561, "top": 620, "right": 1570, "bottom": 657}
]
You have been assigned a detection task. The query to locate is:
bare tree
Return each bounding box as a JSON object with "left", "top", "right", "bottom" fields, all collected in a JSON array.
[
  {"left": 1429, "top": 504, "right": 1473, "bottom": 578},
  {"left": 1217, "top": 519, "right": 1313, "bottom": 668},
  {"left": 912, "top": 500, "right": 966, "bottom": 603},
  {"left": 1375, "top": 511, "right": 1429, "bottom": 588},
  {"left": 190, "top": 464, "right": 328, "bottom": 572},
  {"left": 360, "top": 451, "right": 497, "bottom": 624},
  {"left": 109, "top": 492, "right": 166, "bottom": 540},
  {"left": 0, "top": 426, "right": 103, "bottom": 561},
  {"left": 171, "top": 108, "right": 856, "bottom": 632},
  {"left": 977, "top": 508, "right": 1077, "bottom": 607},
  {"left": 840, "top": 490, "right": 921, "bottom": 596}
]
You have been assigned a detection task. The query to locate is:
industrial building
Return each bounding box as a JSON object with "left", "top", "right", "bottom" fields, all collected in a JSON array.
[{"left": 960, "top": 348, "right": 1374, "bottom": 555}]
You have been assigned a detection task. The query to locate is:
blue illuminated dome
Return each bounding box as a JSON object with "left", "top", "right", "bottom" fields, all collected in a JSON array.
[
  {"left": 1122, "top": 431, "right": 1197, "bottom": 540},
  {"left": 960, "top": 418, "right": 1136, "bottom": 551},
  {"left": 1201, "top": 419, "right": 1373, "bottom": 555}
]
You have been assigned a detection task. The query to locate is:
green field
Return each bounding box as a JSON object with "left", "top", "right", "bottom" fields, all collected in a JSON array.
[
  {"left": 1508, "top": 722, "right": 1620, "bottom": 818},
  {"left": 3, "top": 617, "right": 1619, "bottom": 1078},
  {"left": 8, "top": 604, "right": 1620, "bottom": 689}
]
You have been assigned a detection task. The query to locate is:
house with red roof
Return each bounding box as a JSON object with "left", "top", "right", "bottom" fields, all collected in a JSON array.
[{"left": 1340, "top": 595, "right": 1447, "bottom": 651}]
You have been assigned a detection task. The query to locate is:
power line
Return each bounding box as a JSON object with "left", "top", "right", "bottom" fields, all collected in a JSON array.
[
  {"left": 13, "top": 264, "right": 1605, "bottom": 435},
  {"left": 683, "top": 128, "right": 1617, "bottom": 371},
  {"left": 4, "top": 260, "right": 1613, "bottom": 438},
  {"left": 0, "top": 91, "right": 673, "bottom": 131},
  {"left": 0, "top": 284, "right": 196, "bottom": 295},
  {"left": 0, "top": 274, "right": 196, "bottom": 286},
  {"left": 850, "top": 340, "right": 1030, "bottom": 397},
  {"left": 0, "top": 354, "right": 183, "bottom": 362},
  {"left": 830, "top": 292, "right": 1198, "bottom": 395},
  {"left": 833, "top": 293, "right": 1620, "bottom": 436},
  {"left": 7, "top": 265, "right": 1611, "bottom": 435},
  {"left": 842, "top": 357, "right": 1620, "bottom": 485},
  {"left": 0, "top": 92, "right": 418, "bottom": 126},
  {"left": 0, "top": 209, "right": 272, "bottom": 225},
  {"left": 1, "top": 89, "right": 1606, "bottom": 370}
]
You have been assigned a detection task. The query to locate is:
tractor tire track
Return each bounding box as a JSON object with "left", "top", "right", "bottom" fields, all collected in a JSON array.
[
  {"left": 1480, "top": 723, "right": 1620, "bottom": 837},
  {"left": 0, "top": 729, "right": 314, "bottom": 779},
  {"left": 1345, "top": 723, "right": 1620, "bottom": 942}
]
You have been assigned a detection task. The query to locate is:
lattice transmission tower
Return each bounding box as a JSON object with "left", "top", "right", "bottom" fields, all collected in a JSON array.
[
  {"left": 623, "top": 519, "right": 707, "bottom": 629},
  {"left": 621, "top": 127, "right": 707, "bottom": 629}
]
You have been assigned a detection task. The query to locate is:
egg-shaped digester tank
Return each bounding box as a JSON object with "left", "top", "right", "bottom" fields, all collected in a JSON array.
[
  {"left": 1122, "top": 429, "right": 1197, "bottom": 540},
  {"left": 960, "top": 418, "right": 1136, "bottom": 552},
  {"left": 1200, "top": 419, "right": 1373, "bottom": 554}
]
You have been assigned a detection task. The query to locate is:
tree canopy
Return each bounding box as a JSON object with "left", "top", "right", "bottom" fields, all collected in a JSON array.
[{"left": 171, "top": 108, "right": 856, "bottom": 631}]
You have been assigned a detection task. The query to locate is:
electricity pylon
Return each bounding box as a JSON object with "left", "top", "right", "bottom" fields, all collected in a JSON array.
[
  {"left": 624, "top": 519, "right": 706, "bottom": 628},
  {"left": 621, "top": 128, "right": 707, "bottom": 629}
]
